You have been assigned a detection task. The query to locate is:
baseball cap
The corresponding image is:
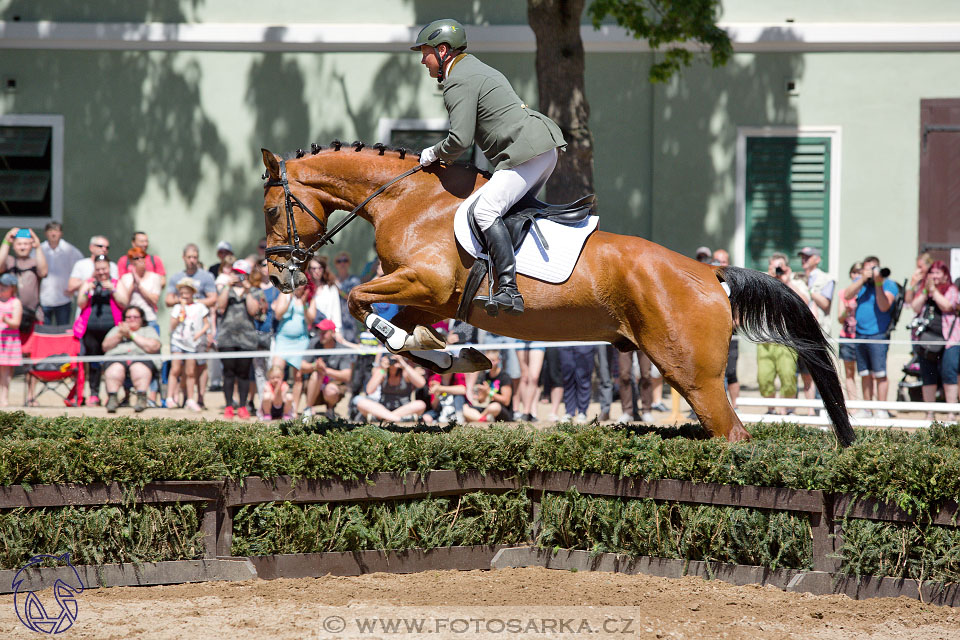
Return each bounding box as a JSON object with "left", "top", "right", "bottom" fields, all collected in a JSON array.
[
  {"left": 797, "top": 246, "right": 821, "bottom": 257},
  {"left": 216, "top": 240, "right": 234, "bottom": 254},
  {"left": 232, "top": 259, "right": 252, "bottom": 275},
  {"left": 0, "top": 273, "right": 17, "bottom": 286},
  {"left": 695, "top": 246, "right": 712, "bottom": 258},
  {"left": 176, "top": 277, "right": 199, "bottom": 293},
  {"left": 14, "top": 229, "right": 32, "bottom": 239},
  {"left": 315, "top": 318, "right": 337, "bottom": 331}
]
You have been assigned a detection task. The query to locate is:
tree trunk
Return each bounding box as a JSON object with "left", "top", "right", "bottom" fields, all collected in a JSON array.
[{"left": 527, "top": 0, "right": 594, "bottom": 203}]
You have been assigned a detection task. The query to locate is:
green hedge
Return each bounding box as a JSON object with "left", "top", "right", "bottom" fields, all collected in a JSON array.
[
  {"left": 2, "top": 414, "right": 958, "bottom": 514},
  {"left": 232, "top": 491, "right": 530, "bottom": 556},
  {"left": 0, "top": 504, "right": 205, "bottom": 569},
  {"left": 537, "top": 489, "right": 812, "bottom": 571},
  {"left": 2, "top": 414, "right": 959, "bottom": 580}
]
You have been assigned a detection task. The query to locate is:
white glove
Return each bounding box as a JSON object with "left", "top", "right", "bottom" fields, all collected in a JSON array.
[{"left": 419, "top": 146, "right": 438, "bottom": 166}]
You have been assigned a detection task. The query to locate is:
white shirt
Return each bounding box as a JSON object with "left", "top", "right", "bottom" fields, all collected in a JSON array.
[
  {"left": 119, "top": 270, "right": 163, "bottom": 323},
  {"left": 40, "top": 239, "right": 84, "bottom": 307},
  {"left": 70, "top": 257, "right": 119, "bottom": 286},
  {"left": 171, "top": 302, "right": 210, "bottom": 352}
]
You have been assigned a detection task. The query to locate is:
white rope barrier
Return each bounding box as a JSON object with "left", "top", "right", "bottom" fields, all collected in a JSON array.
[{"left": 735, "top": 397, "right": 960, "bottom": 413}]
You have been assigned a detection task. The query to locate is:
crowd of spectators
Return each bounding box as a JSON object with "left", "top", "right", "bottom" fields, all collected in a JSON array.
[{"left": 0, "top": 223, "right": 955, "bottom": 424}]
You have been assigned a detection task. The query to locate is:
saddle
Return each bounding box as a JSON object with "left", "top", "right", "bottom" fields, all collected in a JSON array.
[{"left": 456, "top": 192, "right": 596, "bottom": 321}]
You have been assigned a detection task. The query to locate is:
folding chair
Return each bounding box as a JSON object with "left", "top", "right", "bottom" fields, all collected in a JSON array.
[{"left": 22, "top": 326, "right": 84, "bottom": 407}]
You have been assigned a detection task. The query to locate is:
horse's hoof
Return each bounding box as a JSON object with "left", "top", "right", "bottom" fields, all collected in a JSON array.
[
  {"left": 448, "top": 347, "right": 493, "bottom": 373},
  {"left": 409, "top": 325, "right": 447, "bottom": 351}
]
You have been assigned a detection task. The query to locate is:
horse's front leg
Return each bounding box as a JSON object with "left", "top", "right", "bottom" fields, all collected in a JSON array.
[
  {"left": 348, "top": 267, "right": 490, "bottom": 374},
  {"left": 348, "top": 266, "right": 447, "bottom": 352}
]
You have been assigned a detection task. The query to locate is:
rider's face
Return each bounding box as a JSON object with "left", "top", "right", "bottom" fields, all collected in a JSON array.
[{"left": 419, "top": 44, "right": 451, "bottom": 79}]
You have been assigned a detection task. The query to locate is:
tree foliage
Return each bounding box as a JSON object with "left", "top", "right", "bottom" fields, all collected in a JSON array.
[{"left": 588, "top": 0, "right": 733, "bottom": 82}]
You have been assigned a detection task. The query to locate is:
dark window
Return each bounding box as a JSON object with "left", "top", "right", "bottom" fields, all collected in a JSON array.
[{"left": 0, "top": 125, "right": 53, "bottom": 218}]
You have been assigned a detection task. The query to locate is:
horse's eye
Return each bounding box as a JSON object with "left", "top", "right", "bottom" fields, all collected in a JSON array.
[{"left": 266, "top": 206, "right": 280, "bottom": 218}]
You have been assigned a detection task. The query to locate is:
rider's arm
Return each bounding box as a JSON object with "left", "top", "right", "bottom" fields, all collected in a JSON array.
[{"left": 434, "top": 78, "right": 479, "bottom": 164}]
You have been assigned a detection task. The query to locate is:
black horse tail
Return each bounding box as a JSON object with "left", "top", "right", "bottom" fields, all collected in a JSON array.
[{"left": 717, "top": 266, "right": 856, "bottom": 447}]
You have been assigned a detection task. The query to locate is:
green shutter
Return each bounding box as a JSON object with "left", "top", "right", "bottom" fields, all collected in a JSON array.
[{"left": 745, "top": 136, "right": 830, "bottom": 272}]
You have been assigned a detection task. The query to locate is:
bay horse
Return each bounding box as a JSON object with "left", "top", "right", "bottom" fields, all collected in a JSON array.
[{"left": 260, "top": 142, "right": 855, "bottom": 447}]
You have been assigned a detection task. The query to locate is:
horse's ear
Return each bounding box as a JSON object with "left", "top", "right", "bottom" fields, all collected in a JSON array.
[{"left": 261, "top": 149, "right": 281, "bottom": 181}]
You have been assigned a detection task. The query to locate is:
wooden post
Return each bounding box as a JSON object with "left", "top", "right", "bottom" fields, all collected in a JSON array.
[{"left": 667, "top": 386, "right": 684, "bottom": 423}]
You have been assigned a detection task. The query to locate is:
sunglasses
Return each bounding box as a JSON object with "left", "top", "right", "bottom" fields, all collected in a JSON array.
[
  {"left": 335, "top": 258, "right": 350, "bottom": 264},
  {"left": 94, "top": 243, "right": 110, "bottom": 249}
]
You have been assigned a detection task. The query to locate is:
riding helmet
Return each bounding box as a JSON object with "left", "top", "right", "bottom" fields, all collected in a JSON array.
[{"left": 410, "top": 18, "right": 467, "bottom": 51}]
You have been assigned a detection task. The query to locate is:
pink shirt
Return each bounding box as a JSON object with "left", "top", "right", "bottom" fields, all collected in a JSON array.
[
  {"left": 117, "top": 254, "right": 166, "bottom": 278},
  {"left": 943, "top": 286, "right": 960, "bottom": 347}
]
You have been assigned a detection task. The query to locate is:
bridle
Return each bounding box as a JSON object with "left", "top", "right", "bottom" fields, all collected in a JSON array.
[{"left": 263, "top": 157, "right": 422, "bottom": 278}]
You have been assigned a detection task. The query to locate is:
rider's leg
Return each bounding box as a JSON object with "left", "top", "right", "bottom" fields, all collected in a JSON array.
[{"left": 470, "top": 149, "right": 558, "bottom": 316}]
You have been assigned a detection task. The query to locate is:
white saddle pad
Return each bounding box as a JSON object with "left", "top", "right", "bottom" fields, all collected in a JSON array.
[{"left": 454, "top": 208, "right": 599, "bottom": 284}]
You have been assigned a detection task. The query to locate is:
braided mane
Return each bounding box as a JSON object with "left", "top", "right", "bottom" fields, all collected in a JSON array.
[{"left": 279, "top": 139, "right": 492, "bottom": 179}]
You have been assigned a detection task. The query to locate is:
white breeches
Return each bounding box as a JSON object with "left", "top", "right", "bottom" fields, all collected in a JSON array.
[{"left": 459, "top": 148, "right": 558, "bottom": 231}]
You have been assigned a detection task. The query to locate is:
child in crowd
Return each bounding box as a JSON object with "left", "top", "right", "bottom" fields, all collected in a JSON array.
[
  {"left": 167, "top": 278, "right": 210, "bottom": 411},
  {"left": 260, "top": 364, "right": 294, "bottom": 420},
  {"left": 0, "top": 273, "right": 22, "bottom": 406}
]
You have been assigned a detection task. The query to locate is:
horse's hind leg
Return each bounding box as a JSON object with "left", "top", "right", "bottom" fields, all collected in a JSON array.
[
  {"left": 635, "top": 302, "right": 750, "bottom": 443},
  {"left": 683, "top": 378, "right": 750, "bottom": 443}
]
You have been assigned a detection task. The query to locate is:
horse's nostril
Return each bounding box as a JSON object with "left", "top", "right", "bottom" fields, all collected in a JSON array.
[{"left": 269, "top": 275, "right": 283, "bottom": 290}]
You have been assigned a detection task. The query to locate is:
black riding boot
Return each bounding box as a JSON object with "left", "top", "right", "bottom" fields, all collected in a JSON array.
[{"left": 474, "top": 217, "right": 524, "bottom": 316}]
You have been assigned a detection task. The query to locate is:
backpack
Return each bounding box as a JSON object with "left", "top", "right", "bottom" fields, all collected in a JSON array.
[{"left": 883, "top": 279, "right": 906, "bottom": 339}]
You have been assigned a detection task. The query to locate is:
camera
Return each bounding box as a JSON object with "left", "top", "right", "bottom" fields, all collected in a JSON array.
[
  {"left": 775, "top": 266, "right": 786, "bottom": 276},
  {"left": 872, "top": 266, "right": 891, "bottom": 279}
]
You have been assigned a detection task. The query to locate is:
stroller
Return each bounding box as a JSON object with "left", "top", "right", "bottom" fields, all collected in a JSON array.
[{"left": 897, "top": 352, "right": 943, "bottom": 403}]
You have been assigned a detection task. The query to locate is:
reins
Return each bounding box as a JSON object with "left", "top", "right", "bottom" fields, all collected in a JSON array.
[{"left": 264, "top": 158, "right": 422, "bottom": 274}]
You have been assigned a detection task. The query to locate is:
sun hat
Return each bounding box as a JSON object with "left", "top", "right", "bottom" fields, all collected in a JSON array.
[{"left": 176, "top": 277, "right": 199, "bottom": 293}]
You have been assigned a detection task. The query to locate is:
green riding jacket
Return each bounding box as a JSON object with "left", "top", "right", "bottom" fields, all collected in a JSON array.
[{"left": 430, "top": 54, "right": 566, "bottom": 171}]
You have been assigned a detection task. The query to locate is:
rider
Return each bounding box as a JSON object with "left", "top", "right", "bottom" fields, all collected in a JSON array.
[{"left": 413, "top": 18, "right": 566, "bottom": 316}]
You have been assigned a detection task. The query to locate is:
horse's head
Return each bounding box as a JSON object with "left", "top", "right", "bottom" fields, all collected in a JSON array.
[{"left": 261, "top": 148, "right": 330, "bottom": 292}]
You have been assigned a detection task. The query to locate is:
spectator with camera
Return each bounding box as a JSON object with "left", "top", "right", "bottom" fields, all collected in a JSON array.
[
  {"left": 842, "top": 255, "right": 898, "bottom": 416},
  {"left": 797, "top": 247, "right": 835, "bottom": 414},
  {"left": 353, "top": 354, "right": 428, "bottom": 423},
  {"left": 908, "top": 260, "right": 959, "bottom": 420},
  {"left": 68, "top": 235, "right": 118, "bottom": 296},
  {"left": 463, "top": 349, "right": 513, "bottom": 423},
  {"left": 757, "top": 253, "right": 810, "bottom": 414},
  {"left": 215, "top": 259, "right": 263, "bottom": 419},
  {"left": 838, "top": 261, "right": 864, "bottom": 401},
  {"left": 300, "top": 318, "right": 354, "bottom": 419},
  {"left": 74, "top": 255, "right": 123, "bottom": 405}
]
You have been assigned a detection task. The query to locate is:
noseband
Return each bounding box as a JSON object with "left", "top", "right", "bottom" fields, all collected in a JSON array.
[{"left": 264, "top": 158, "right": 422, "bottom": 276}]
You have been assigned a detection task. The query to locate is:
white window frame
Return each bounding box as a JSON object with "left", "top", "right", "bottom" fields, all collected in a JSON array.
[
  {"left": 377, "top": 117, "right": 491, "bottom": 172},
  {"left": 0, "top": 113, "right": 64, "bottom": 227},
  {"left": 735, "top": 126, "right": 842, "bottom": 280}
]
